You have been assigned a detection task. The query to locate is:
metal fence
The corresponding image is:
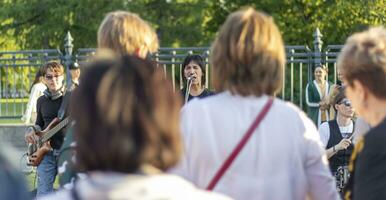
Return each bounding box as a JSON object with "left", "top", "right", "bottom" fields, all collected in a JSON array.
[{"left": 0, "top": 28, "right": 342, "bottom": 118}]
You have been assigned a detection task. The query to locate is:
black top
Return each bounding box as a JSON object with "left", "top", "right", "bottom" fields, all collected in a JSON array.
[
  {"left": 35, "top": 94, "right": 66, "bottom": 149},
  {"left": 345, "top": 117, "right": 386, "bottom": 200},
  {"left": 181, "top": 88, "right": 215, "bottom": 102},
  {"left": 326, "top": 120, "right": 354, "bottom": 173}
]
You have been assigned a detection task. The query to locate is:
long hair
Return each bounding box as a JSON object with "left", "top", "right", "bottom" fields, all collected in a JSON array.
[{"left": 72, "top": 55, "right": 182, "bottom": 173}]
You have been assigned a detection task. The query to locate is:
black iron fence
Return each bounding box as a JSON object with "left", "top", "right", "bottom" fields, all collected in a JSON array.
[{"left": 0, "top": 28, "right": 342, "bottom": 118}]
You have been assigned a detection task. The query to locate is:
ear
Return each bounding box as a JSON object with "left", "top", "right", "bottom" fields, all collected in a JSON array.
[{"left": 334, "top": 103, "right": 339, "bottom": 111}]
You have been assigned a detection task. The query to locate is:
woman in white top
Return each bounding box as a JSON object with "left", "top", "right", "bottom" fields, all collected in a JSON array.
[
  {"left": 21, "top": 69, "right": 46, "bottom": 124},
  {"left": 172, "top": 8, "right": 339, "bottom": 200}
]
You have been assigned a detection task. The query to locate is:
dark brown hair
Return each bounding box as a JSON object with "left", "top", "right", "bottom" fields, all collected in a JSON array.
[
  {"left": 71, "top": 55, "right": 182, "bottom": 173},
  {"left": 41, "top": 61, "right": 64, "bottom": 76}
]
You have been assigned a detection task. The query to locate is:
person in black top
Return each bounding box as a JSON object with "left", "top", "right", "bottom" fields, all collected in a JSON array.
[
  {"left": 24, "top": 62, "right": 68, "bottom": 198},
  {"left": 181, "top": 54, "right": 214, "bottom": 103},
  {"left": 318, "top": 88, "right": 355, "bottom": 194},
  {"left": 337, "top": 27, "right": 386, "bottom": 200}
]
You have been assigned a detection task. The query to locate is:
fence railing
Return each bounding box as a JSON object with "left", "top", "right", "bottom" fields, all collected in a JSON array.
[{"left": 0, "top": 29, "right": 342, "bottom": 118}]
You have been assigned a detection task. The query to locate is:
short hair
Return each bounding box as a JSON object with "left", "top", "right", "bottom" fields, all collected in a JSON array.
[
  {"left": 338, "top": 26, "right": 386, "bottom": 99},
  {"left": 210, "top": 7, "right": 285, "bottom": 96},
  {"left": 181, "top": 54, "right": 206, "bottom": 86},
  {"left": 333, "top": 86, "right": 346, "bottom": 106},
  {"left": 41, "top": 62, "right": 64, "bottom": 76},
  {"left": 71, "top": 55, "right": 182, "bottom": 173},
  {"left": 97, "top": 11, "right": 159, "bottom": 56}
]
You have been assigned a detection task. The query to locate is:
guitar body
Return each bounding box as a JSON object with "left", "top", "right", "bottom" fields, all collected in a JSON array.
[{"left": 27, "top": 117, "right": 68, "bottom": 166}]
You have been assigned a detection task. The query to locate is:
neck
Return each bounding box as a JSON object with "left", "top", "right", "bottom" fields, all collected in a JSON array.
[
  {"left": 337, "top": 114, "right": 351, "bottom": 127},
  {"left": 316, "top": 79, "right": 325, "bottom": 84},
  {"left": 363, "top": 97, "right": 386, "bottom": 127},
  {"left": 189, "top": 84, "right": 203, "bottom": 96}
]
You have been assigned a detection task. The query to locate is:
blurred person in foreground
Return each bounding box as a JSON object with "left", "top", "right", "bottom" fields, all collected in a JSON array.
[
  {"left": 180, "top": 54, "right": 214, "bottom": 103},
  {"left": 0, "top": 144, "right": 30, "bottom": 200},
  {"left": 43, "top": 55, "right": 231, "bottom": 200},
  {"left": 172, "top": 7, "right": 339, "bottom": 200},
  {"left": 339, "top": 26, "right": 386, "bottom": 200},
  {"left": 58, "top": 10, "right": 159, "bottom": 189}
]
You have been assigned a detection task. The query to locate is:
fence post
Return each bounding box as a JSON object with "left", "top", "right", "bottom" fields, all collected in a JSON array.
[
  {"left": 64, "top": 31, "right": 74, "bottom": 88},
  {"left": 311, "top": 28, "right": 323, "bottom": 82}
]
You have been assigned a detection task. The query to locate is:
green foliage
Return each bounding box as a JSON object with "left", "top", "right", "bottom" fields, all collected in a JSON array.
[{"left": 0, "top": 0, "right": 384, "bottom": 49}]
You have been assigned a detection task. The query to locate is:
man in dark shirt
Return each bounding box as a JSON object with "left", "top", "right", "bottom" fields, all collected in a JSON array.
[{"left": 25, "top": 62, "right": 67, "bottom": 197}]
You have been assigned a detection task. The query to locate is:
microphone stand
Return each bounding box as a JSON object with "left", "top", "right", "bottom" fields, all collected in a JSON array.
[{"left": 185, "top": 77, "right": 193, "bottom": 104}]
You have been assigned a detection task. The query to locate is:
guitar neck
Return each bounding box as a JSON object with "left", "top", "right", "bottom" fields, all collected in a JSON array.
[{"left": 41, "top": 117, "right": 70, "bottom": 143}]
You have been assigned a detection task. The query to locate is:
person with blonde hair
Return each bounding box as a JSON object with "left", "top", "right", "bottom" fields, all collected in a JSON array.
[
  {"left": 172, "top": 7, "right": 339, "bottom": 200},
  {"left": 97, "top": 10, "right": 159, "bottom": 58},
  {"left": 338, "top": 26, "right": 386, "bottom": 200},
  {"left": 58, "top": 10, "right": 160, "bottom": 189}
]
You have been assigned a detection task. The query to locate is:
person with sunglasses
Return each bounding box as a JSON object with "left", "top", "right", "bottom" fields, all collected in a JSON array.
[
  {"left": 318, "top": 88, "right": 355, "bottom": 194},
  {"left": 24, "top": 62, "right": 68, "bottom": 198}
]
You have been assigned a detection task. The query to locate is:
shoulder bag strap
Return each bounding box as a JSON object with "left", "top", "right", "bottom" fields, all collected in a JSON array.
[{"left": 206, "top": 97, "right": 274, "bottom": 190}]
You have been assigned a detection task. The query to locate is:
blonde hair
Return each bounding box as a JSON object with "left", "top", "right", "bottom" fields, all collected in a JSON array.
[
  {"left": 97, "top": 11, "right": 159, "bottom": 57},
  {"left": 338, "top": 26, "right": 386, "bottom": 99},
  {"left": 210, "top": 7, "right": 285, "bottom": 96}
]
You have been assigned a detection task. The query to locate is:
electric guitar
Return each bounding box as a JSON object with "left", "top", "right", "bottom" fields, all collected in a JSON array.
[{"left": 27, "top": 117, "right": 70, "bottom": 166}]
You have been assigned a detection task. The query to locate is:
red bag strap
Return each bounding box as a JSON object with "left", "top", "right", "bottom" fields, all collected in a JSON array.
[{"left": 206, "top": 97, "right": 274, "bottom": 191}]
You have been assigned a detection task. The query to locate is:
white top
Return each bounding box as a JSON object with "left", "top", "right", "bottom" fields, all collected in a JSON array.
[
  {"left": 171, "top": 91, "right": 339, "bottom": 200},
  {"left": 21, "top": 82, "right": 46, "bottom": 124},
  {"left": 41, "top": 172, "right": 231, "bottom": 200},
  {"left": 318, "top": 121, "right": 354, "bottom": 148}
]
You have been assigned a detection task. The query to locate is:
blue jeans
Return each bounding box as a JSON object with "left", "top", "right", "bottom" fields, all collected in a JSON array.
[{"left": 36, "top": 150, "right": 59, "bottom": 198}]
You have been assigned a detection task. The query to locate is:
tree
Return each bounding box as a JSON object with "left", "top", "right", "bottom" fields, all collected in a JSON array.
[{"left": 204, "top": 0, "right": 386, "bottom": 47}]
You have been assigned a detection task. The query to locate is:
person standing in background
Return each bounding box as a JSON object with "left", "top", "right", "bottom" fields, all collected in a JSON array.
[
  {"left": 306, "top": 64, "right": 333, "bottom": 127},
  {"left": 68, "top": 62, "right": 81, "bottom": 91},
  {"left": 22, "top": 69, "right": 46, "bottom": 124},
  {"left": 180, "top": 54, "right": 214, "bottom": 103}
]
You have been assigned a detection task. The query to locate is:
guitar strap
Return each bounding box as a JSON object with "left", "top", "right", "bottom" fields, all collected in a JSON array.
[
  {"left": 206, "top": 97, "right": 274, "bottom": 191},
  {"left": 57, "top": 91, "right": 71, "bottom": 120}
]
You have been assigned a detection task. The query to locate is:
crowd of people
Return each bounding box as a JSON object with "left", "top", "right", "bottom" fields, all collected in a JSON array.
[{"left": 1, "top": 6, "right": 384, "bottom": 200}]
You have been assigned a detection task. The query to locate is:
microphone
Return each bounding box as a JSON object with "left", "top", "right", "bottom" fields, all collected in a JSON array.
[{"left": 187, "top": 74, "right": 196, "bottom": 81}]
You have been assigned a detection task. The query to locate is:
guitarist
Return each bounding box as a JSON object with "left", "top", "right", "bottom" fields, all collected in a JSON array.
[{"left": 24, "top": 62, "right": 68, "bottom": 198}]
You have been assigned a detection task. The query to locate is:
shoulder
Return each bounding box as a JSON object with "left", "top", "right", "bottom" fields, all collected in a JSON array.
[
  {"left": 37, "top": 95, "right": 48, "bottom": 104},
  {"left": 133, "top": 174, "right": 233, "bottom": 200}
]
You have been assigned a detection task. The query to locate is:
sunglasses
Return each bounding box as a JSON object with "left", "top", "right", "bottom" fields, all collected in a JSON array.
[
  {"left": 45, "top": 74, "right": 62, "bottom": 80},
  {"left": 339, "top": 99, "right": 352, "bottom": 107}
]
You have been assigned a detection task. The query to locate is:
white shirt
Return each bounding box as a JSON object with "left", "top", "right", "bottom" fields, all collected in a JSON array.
[
  {"left": 21, "top": 82, "right": 46, "bottom": 124},
  {"left": 318, "top": 120, "right": 354, "bottom": 148},
  {"left": 172, "top": 91, "right": 339, "bottom": 200},
  {"left": 41, "top": 172, "right": 231, "bottom": 200}
]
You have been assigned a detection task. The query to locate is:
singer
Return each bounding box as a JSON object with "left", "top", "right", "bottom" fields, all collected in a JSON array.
[{"left": 181, "top": 55, "right": 214, "bottom": 103}]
